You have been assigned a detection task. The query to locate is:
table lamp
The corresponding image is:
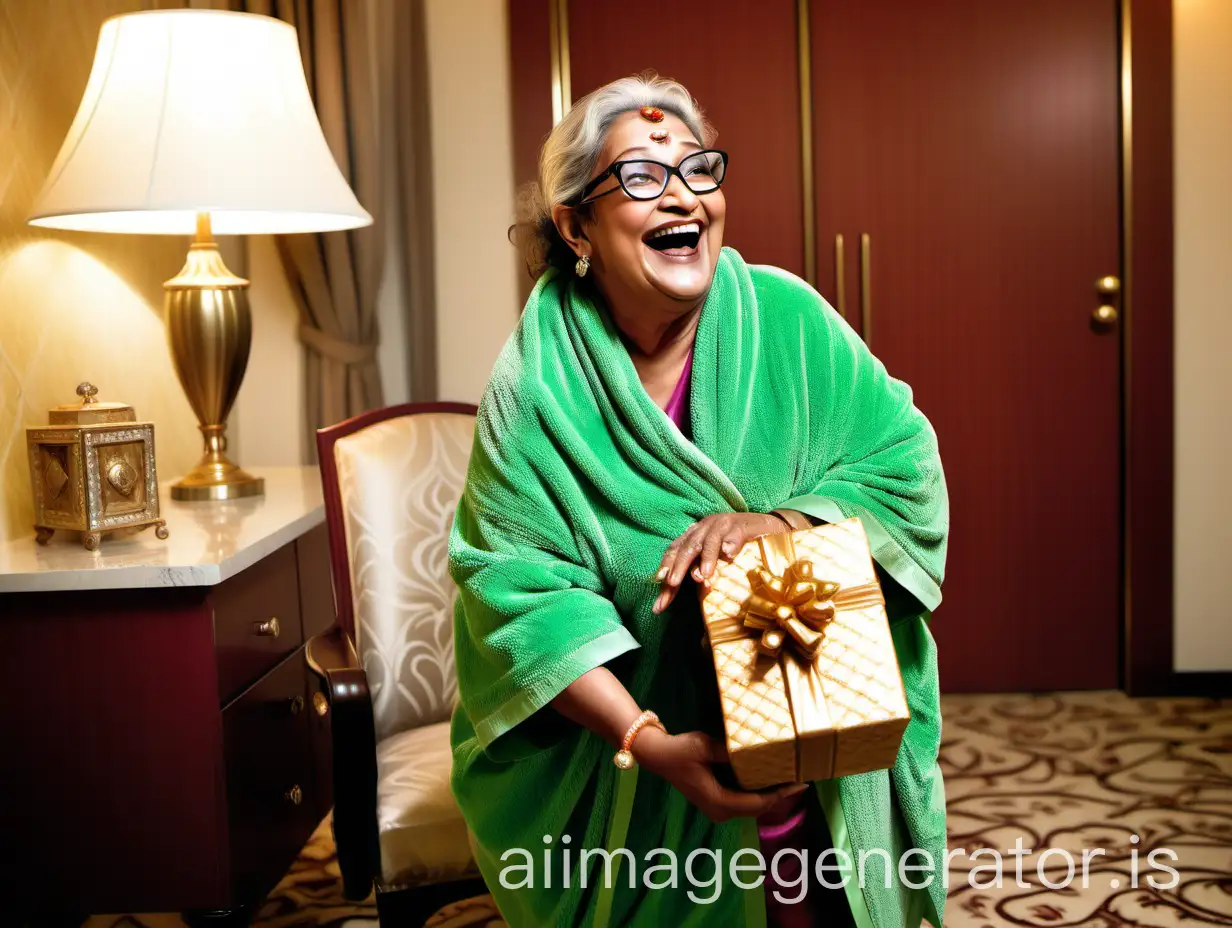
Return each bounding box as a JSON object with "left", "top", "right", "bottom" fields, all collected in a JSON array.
[{"left": 28, "top": 9, "right": 372, "bottom": 501}]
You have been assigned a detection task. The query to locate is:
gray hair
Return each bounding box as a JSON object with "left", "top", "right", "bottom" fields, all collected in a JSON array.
[{"left": 511, "top": 72, "right": 716, "bottom": 279}]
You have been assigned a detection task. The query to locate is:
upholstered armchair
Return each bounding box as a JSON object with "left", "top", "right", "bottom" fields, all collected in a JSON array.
[{"left": 306, "top": 402, "right": 487, "bottom": 926}]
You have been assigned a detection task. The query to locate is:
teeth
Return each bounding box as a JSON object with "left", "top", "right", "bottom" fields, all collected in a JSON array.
[{"left": 648, "top": 222, "right": 701, "bottom": 240}]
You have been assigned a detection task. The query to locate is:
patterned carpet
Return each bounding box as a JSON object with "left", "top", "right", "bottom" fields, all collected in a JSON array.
[{"left": 79, "top": 691, "right": 1232, "bottom": 928}]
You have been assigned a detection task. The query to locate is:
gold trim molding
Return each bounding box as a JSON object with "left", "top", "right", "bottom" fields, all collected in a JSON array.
[
  {"left": 797, "top": 0, "right": 817, "bottom": 287},
  {"left": 1119, "top": 0, "right": 1135, "bottom": 689},
  {"left": 549, "top": 0, "right": 571, "bottom": 125}
]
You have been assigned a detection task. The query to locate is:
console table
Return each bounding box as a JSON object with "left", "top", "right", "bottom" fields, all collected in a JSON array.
[{"left": 0, "top": 467, "right": 336, "bottom": 924}]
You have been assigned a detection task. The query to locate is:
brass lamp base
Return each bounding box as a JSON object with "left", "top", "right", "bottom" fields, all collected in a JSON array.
[
  {"left": 170, "top": 446, "right": 265, "bottom": 501},
  {"left": 165, "top": 214, "right": 263, "bottom": 502}
]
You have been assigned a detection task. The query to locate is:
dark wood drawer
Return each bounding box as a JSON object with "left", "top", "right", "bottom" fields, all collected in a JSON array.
[
  {"left": 222, "top": 648, "right": 317, "bottom": 904},
  {"left": 296, "top": 522, "right": 336, "bottom": 641},
  {"left": 212, "top": 542, "right": 304, "bottom": 703}
]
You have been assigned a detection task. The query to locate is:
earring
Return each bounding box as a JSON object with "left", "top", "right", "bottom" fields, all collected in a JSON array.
[{"left": 575, "top": 254, "right": 590, "bottom": 278}]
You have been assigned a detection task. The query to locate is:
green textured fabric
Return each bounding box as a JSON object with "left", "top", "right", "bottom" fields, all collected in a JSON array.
[{"left": 448, "top": 247, "right": 950, "bottom": 927}]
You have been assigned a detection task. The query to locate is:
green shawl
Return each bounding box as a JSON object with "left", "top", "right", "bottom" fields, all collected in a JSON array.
[{"left": 449, "top": 247, "right": 950, "bottom": 927}]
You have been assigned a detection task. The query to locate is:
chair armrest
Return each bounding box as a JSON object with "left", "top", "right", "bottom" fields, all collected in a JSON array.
[{"left": 306, "top": 626, "right": 381, "bottom": 901}]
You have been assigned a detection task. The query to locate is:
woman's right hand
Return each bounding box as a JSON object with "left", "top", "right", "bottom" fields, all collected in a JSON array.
[{"left": 632, "top": 728, "right": 810, "bottom": 823}]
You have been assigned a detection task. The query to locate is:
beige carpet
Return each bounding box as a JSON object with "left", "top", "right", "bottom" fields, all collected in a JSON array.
[{"left": 82, "top": 691, "right": 1232, "bottom": 927}]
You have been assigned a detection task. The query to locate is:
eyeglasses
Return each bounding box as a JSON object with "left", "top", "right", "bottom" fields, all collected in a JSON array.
[{"left": 572, "top": 149, "right": 728, "bottom": 206}]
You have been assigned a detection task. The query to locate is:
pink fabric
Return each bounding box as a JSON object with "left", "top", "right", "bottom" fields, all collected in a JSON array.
[
  {"left": 756, "top": 791, "right": 824, "bottom": 928},
  {"left": 663, "top": 346, "right": 694, "bottom": 429},
  {"left": 661, "top": 345, "right": 828, "bottom": 926}
]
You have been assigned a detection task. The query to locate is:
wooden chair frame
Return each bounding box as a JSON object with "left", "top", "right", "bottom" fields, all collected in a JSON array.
[{"left": 306, "top": 402, "right": 486, "bottom": 925}]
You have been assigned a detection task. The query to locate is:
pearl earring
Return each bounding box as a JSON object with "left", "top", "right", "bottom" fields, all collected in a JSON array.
[{"left": 575, "top": 254, "right": 590, "bottom": 278}]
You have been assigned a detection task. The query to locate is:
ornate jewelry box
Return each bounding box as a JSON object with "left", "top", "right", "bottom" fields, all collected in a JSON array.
[{"left": 27, "top": 382, "right": 167, "bottom": 550}]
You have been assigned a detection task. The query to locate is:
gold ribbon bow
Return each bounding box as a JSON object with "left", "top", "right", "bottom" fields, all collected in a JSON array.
[
  {"left": 743, "top": 553, "right": 839, "bottom": 660},
  {"left": 707, "top": 531, "right": 886, "bottom": 661}
]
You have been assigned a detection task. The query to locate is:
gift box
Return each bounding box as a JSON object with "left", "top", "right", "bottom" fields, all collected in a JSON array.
[{"left": 699, "top": 516, "right": 910, "bottom": 789}]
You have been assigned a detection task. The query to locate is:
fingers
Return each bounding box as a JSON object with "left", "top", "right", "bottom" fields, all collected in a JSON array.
[
  {"left": 721, "top": 781, "right": 809, "bottom": 818},
  {"left": 667, "top": 524, "right": 705, "bottom": 588},
  {"left": 654, "top": 514, "right": 776, "bottom": 614},
  {"left": 660, "top": 731, "right": 811, "bottom": 823},
  {"left": 702, "top": 780, "right": 811, "bottom": 823},
  {"left": 656, "top": 581, "right": 683, "bottom": 614},
  {"left": 654, "top": 523, "right": 706, "bottom": 614},
  {"left": 654, "top": 527, "right": 693, "bottom": 613},
  {"left": 719, "top": 522, "right": 747, "bottom": 561},
  {"left": 655, "top": 537, "right": 679, "bottom": 583},
  {"left": 692, "top": 521, "right": 729, "bottom": 585},
  {"left": 656, "top": 522, "right": 699, "bottom": 585}
]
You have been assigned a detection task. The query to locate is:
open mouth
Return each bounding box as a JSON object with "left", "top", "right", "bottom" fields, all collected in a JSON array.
[{"left": 644, "top": 220, "right": 702, "bottom": 255}]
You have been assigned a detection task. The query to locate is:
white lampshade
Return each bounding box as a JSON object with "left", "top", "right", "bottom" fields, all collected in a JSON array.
[{"left": 28, "top": 9, "right": 372, "bottom": 235}]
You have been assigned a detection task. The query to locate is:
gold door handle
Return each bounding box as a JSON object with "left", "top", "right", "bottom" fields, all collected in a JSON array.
[
  {"left": 860, "top": 233, "right": 872, "bottom": 347},
  {"left": 833, "top": 234, "right": 847, "bottom": 319},
  {"left": 254, "top": 616, "right": 281, "bottom": 638},
  {"left": 313, "top": 691, "right": 330, "bottom": 717},
  {"left": 289, "top": 695, "right": 305, "bottom": 716},
  {"left": 285, "top": 784, "right": 303, "bottom": 806},
  {"left": 1092, "top": 275, "right": 1121, "bottom": 329}
]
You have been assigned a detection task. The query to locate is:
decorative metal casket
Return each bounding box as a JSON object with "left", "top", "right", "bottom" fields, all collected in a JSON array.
[{"left": 26, "top": 382, "right": 167, "bottom": 550}]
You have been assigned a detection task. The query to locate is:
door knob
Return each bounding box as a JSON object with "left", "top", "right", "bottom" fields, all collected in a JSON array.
[
  {"left": 1092, "top": 304, "right": 1119, "bottom": 325},
  {"left": 1092, "top": 275, "right": 1120, "bottom": 329}
]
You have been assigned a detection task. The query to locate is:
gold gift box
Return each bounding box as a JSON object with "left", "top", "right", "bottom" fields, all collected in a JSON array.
[{"left": 699, "top": 517, "right": 910, "bottom": 790}]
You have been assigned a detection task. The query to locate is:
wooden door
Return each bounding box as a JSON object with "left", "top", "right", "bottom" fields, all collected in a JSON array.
[
  {"left": 811, "top": 0, "right": 1123, "bottom": 690},
  {"left": 566, "top": 0, "right": 806, "bottom": 277}
]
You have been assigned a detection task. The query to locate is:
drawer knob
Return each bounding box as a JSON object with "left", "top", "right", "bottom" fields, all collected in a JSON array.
[
  {"left": 286, "top": 784, "right": 303, "bottom": 806},
  {"left": 290, "top": 695, "right": 305, "bottom": 716},
  {"left": 254, "top": 616, "right": 281, "bottom": 638},
  {"left": 313, "top": 692, "right": 330, "bottom": 717}
]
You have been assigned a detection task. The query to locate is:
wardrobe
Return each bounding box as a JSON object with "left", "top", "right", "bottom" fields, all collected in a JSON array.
[{"left": 507, "top": 0, "right": 1175, "bottom": 694}]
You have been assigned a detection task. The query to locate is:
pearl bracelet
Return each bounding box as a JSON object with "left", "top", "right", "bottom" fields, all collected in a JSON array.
[{"left": 613, "top": 710, "right": 666, "bottom": 769}]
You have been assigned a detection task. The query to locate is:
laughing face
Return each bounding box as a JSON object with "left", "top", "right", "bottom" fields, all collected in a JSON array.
[{"left": 555, "top": 110, "right": 727, "bottom": 315}]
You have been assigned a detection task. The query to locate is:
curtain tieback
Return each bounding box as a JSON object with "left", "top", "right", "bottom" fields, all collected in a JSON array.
[{"left": 298, "top": 324, "right": 377, "bottom": 365}]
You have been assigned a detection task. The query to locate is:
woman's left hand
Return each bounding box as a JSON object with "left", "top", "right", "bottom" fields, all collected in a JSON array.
[{"left": 653, "top": 512, "right": 785, "bottom": 613}]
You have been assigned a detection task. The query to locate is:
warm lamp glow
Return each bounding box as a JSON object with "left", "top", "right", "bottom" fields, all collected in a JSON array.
[{"left": 27, "top": 9, "right": 372, "bottom": 235}]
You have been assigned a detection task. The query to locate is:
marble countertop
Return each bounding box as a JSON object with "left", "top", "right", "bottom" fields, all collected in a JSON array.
[{"left": 0, "top": 466, "right": 325, "bottom": 593}]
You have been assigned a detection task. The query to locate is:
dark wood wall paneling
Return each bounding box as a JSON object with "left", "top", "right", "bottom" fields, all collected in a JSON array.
[
  {"left": 1125, "top": 0, "right": 1179, "bottom": 696},
  {"left": 568, "top": 0, "right": 805, "bottom": 277},
  {"left": 508, "top": 0, "right": 554, "bottom": 298},
  {"left": 510, "top": 0, "right": 807, "bottom": 278},
  {"left": 811, "top": 1, "right": 1123, "bottom": 692},
  {"left": 509, "top": 0, "right": 553, "bottom": 198},
  {"left": 505, "top": 0, "right": 1182, "bottom": 695}
]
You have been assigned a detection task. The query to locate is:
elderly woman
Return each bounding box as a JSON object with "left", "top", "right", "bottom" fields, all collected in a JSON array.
[{"left": 449, "top": 74, "right": 949, "bottom": 928}]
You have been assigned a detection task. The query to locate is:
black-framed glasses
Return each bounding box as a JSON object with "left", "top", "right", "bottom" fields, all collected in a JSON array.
[{"left": 571, "top": 149, "right": 728, "bottom": 206}]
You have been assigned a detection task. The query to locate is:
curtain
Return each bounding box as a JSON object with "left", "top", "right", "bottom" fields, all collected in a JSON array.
[
  {"left": 390, "top": 0, "right": 439, "bottom": 402},
  {"left": 179, "top": 0, "right": 441, "bottom": 453},
  {"left": 182, "top": 0, "right": 440, "bottom": 454},
  {"left": 246, "top": 0, "right": 385, "bottom": 461}
]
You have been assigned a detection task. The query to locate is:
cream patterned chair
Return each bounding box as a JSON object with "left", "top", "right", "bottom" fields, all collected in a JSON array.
[{"left": 306, "top": 402, "right": 486, "bottom": 926}]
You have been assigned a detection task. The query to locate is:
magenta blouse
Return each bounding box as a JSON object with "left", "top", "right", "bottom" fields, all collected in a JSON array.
[{"left": 663, "top": 346, "right": 694, "bottom": 434}]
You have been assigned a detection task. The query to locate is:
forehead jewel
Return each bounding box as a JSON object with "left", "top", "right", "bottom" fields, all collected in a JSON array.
[{"left": 639, "top": 106, "right": 665, "bottom": 123}]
